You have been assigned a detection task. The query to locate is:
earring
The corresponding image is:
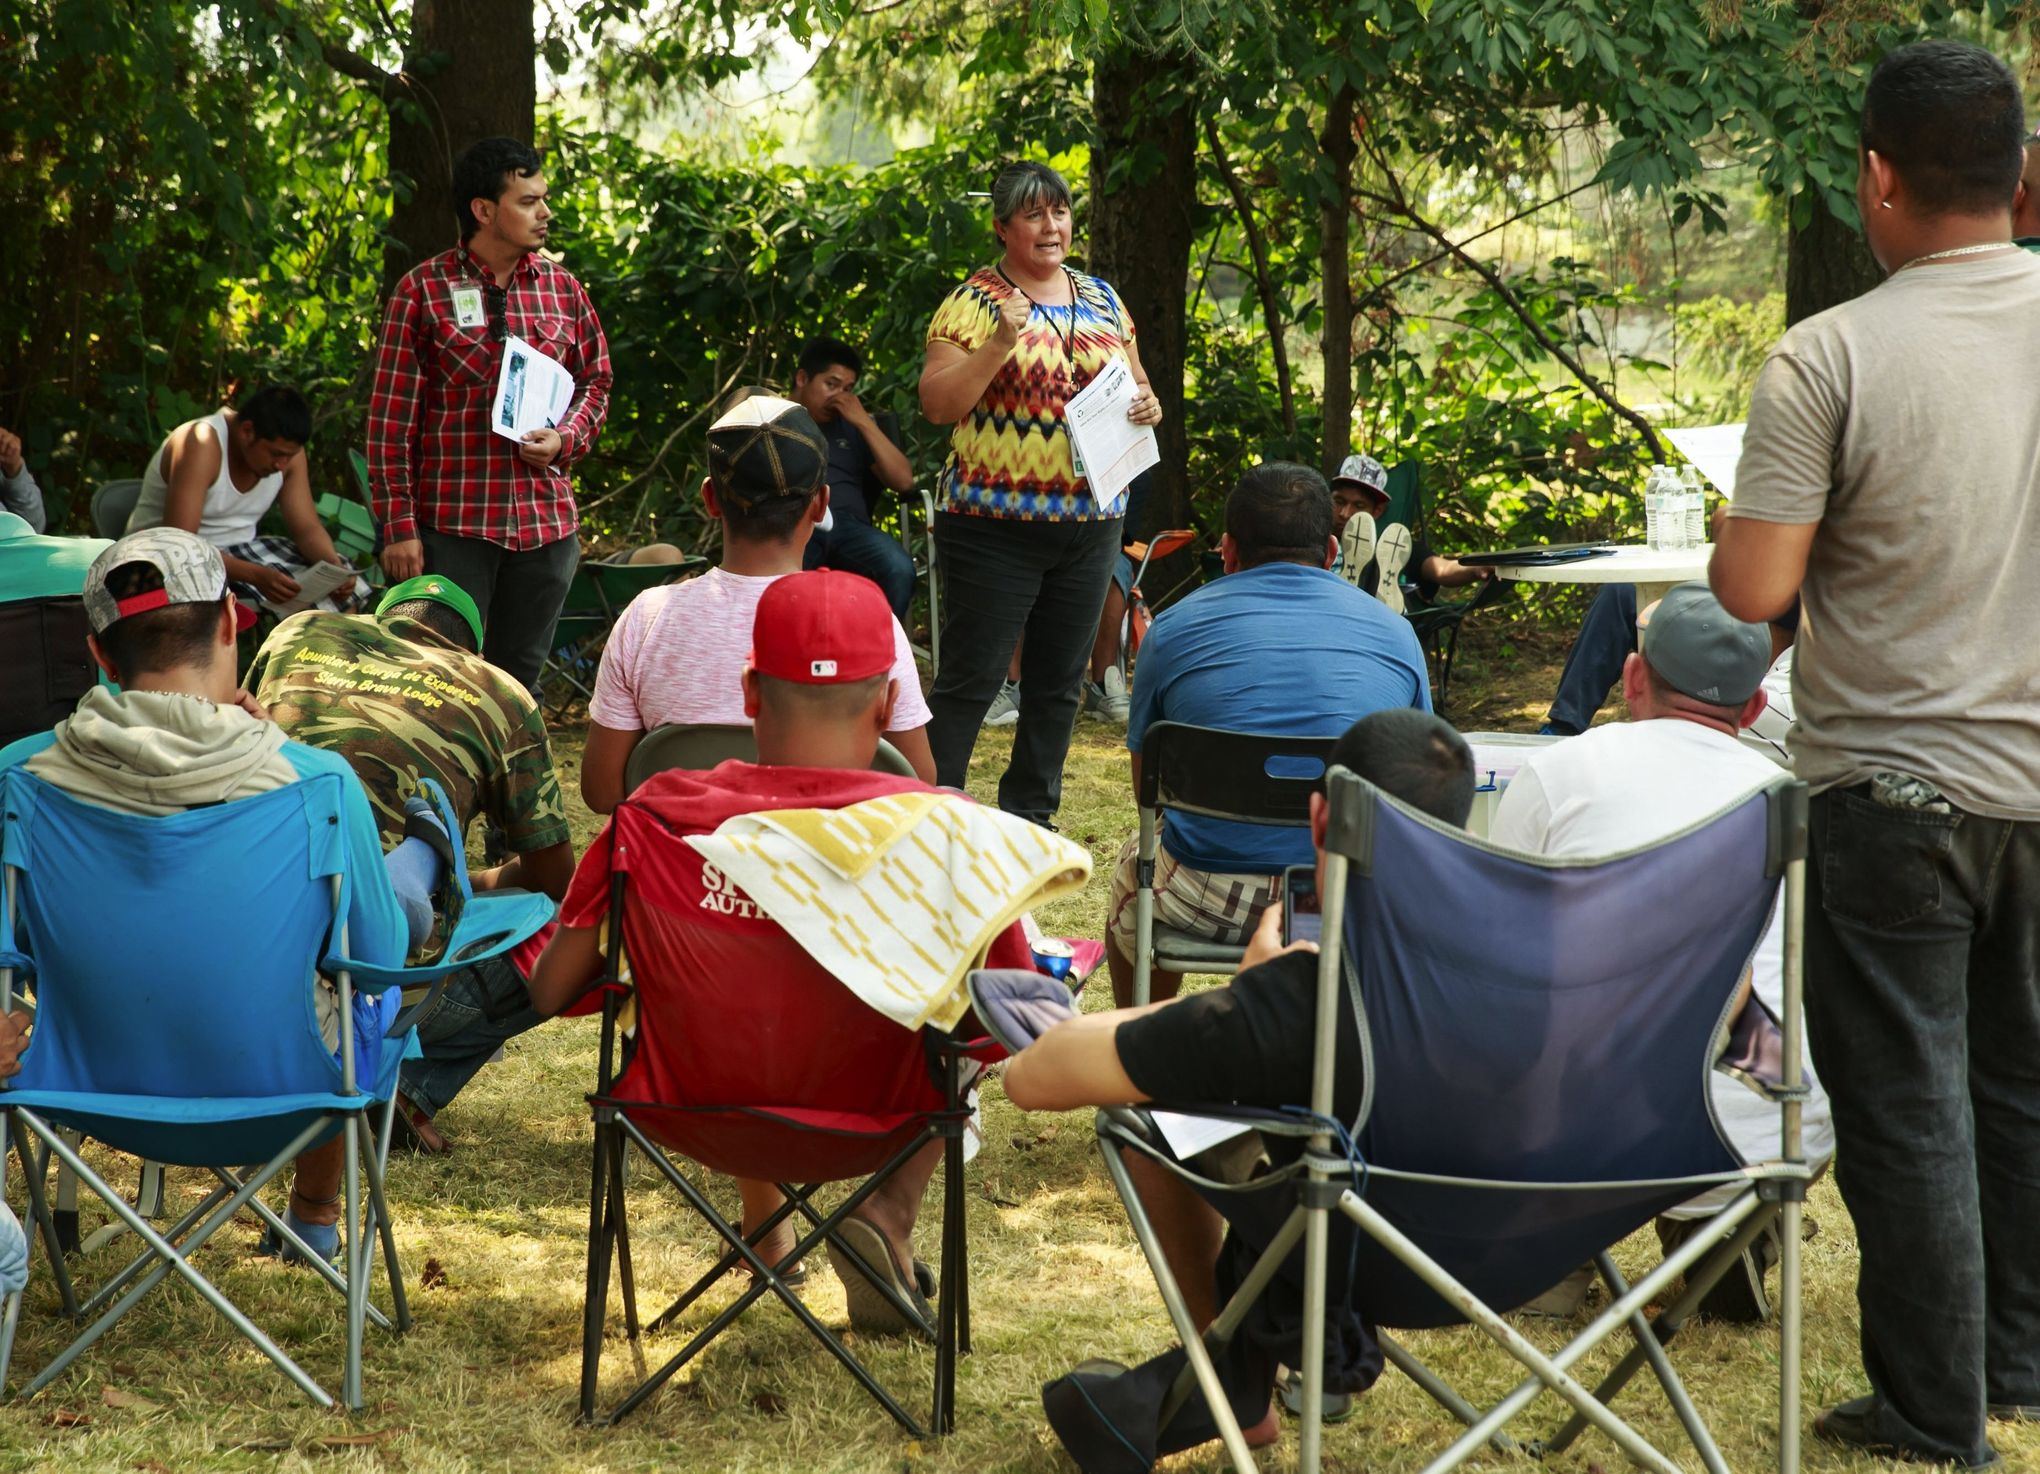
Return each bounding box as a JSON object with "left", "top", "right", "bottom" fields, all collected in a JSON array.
[{"left": 1879, "top": 201, "right": 1893, "bottom": 210}]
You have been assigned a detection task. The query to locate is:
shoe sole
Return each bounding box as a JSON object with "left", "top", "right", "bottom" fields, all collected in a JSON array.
[{"left": 827, "top": 1219, "right": 930, "bottom": 1336}]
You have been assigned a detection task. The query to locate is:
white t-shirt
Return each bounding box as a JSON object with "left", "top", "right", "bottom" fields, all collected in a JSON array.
[
  {"left": 1489, "top": 718, "right": 1834, "bottom": 1210},
  {"left": 589, "top": 566, "right": 933, "bottom": 732}
]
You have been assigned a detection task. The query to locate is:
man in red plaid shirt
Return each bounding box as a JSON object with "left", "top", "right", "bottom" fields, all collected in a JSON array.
[{"left": 366, "top": 137, "right": 612, "bottom": 692}]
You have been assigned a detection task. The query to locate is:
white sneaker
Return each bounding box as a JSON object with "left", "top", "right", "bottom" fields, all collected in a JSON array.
[
  {"left": 1094, "top": 666, "right": 1130, "bottom": 725},
  {"left": 984, "top": 680, "right": 1021, "bottom": 727}
]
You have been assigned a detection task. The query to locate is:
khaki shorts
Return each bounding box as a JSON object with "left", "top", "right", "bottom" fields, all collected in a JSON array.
[{"left": 1106, "top": 832, "right": 1282, "bottom": 959}]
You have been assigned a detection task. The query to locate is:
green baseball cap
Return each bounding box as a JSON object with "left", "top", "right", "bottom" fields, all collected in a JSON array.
[{"left": 376, "top": 574, "right": 484, "bottom": 649}]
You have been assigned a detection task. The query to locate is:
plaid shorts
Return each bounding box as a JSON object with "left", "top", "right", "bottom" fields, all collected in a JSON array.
[
  {"left": 223, "top": 535, "right": 372, "bottom": 615},
  {"left": 1105, "top": 831, "right": 1282, "bottom": 958}
]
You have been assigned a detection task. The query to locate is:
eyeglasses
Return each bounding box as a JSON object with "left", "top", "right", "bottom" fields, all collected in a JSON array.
[{"left": 484, "top": 285, "right": 507, "bottom": 343}]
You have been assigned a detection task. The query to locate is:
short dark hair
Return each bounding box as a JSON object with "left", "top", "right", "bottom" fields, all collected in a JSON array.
[
  {"left": 1325, "top": 709, "right": 1474, "bottom": 828},
  {"left": 716, "top": 484, "right": 821, "bottom": 544},
  {"left": 452, "top": 137, "right": 544, "bottom": 239},
  {"left": 754, "top": 670, "right": 888, "bottom": 723},
  {"left": 95, "top": 561, "right": 226, "bottom": 679},
  {"left": 382, "top": 598, "right": 478, "bottom": 653},
  {"left": 990, "top": 160, "right": 1073, "bottom": 223},
  {"left": 1861, "top": 40, "right": 2025, "bottom": 216},
  {"left": 1225, "top": 462, "right": 1334, "bottom": 569},
  {"left": 235, "top": 385, "right": 312, "bottom": 445},
  {"left": 797, "top": 336, "right": 863, "bottom": 381}
]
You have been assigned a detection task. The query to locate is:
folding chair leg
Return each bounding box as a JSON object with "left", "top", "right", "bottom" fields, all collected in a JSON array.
[
  {"left": 1780, "top": 1195, "right": 1803, "bottom": 1474},
  {"left": 363, "top": 1144, "right": 410, "bottom": 1335},
  {"left": 1378, "top": 1334, "right": 1519, "bottom": 1457},
  {"left": 578, "top": 1115, "right": 618, "bottom": 1423},
  {"left": 608, "top": 1141, "right": 644, "bottom": 1362},
  {"left": 20, "top": 1112, "right": 334, "bottom": 1407},
  {"left": 7, "top": 1115, "right": 76, "bottom": 1316},
  {"left": 342, "top": 1115, "right": 367, "bottom": 1410},
  {"left": 0, "top": 1288, "right": 19, "bottom": 1394},
  {"left": 613, "top": 1117, "right": 927, "bottom": 1437},
  {"left": 81, "top": 1180, "right": 237, "bottom": 1322},
  {"left": 641, "top": 1187, "right": 807, "bottom": 1337},
  {"left": 53, "top": 1129, "right": 80, "bottom": 1256},
  {"left": 1337, "top": 1187, "right": 1689, "bottom": 1474},
  {"left": 1540, "top": 1199, "right": 1776, "bottom": 1457},
  {"left": 1590, "top": 1251, "right": 1731, "bottom": 1474},
  {"left": 1097, "top": 1130, "right": 1260, "bottom": 1474},
  {"left": 933, "top": 1125, "right": 964, "bottom": 1434}
]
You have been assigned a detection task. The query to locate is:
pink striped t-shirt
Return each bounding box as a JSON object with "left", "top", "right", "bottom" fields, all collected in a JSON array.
[{"left": 589, "top": 566, "right": 932, "bottom": 732}]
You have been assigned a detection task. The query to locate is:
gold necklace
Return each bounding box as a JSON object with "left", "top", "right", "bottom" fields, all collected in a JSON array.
[{"left": 1896, "top": 241, "right": 2016, "bottom": 271}]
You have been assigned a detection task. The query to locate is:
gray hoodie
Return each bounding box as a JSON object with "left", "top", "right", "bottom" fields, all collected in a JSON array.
[{"left": 25, "top": 687, "right": 298, "bottom": 815}]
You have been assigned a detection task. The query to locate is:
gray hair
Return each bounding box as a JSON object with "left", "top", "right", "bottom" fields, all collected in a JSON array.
[{"left": 990, "top": 161, "right": 1073, "bottom": 223}]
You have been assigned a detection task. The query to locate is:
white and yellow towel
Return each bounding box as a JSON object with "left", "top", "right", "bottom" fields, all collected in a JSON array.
[{"left": 687, "top": 791, "right": 1093, "bottom": 1031}]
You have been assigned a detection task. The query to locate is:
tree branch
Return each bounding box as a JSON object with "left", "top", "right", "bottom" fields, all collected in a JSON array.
[
  {"left": 1204, "top": 118, "right": 1296, "bottom": 437},
  {"left": 1355, "top": 134, "right": 1665, "bottom": 463},
  {"left": 257, "top": 0, "right": 406, "bottom": 102}
]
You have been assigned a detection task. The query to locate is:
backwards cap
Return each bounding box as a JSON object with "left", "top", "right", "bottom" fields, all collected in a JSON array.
[
  {"left": 80, "top": 528, "right": 229, "bottom": 635},
  {"left": 707, "top": 395, "right": 828, "bottom": 512}
]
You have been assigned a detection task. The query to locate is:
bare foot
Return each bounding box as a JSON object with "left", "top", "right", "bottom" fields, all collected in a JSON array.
[{"left": 1244, "top": 1404, "right": 1281, "bottom": 1448}]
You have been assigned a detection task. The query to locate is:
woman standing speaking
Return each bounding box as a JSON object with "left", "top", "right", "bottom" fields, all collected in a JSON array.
[{"left": 919, "top": 160, "right": 1162, "bottom": 825}]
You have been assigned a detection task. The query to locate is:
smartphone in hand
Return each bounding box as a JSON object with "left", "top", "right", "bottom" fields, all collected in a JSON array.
[{"left": 1281, "top": 865, "right": 1321, "bottom": 946}]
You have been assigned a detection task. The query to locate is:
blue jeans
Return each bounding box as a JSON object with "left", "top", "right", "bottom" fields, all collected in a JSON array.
[
  {"left": 398, "top": 952, "right": 548, "bottom": 1119},
  {"left": 1545, "top": 583, "right": 1636, "bottom": 735},
  {"left": 802, "top": 514, "right": 916, "bottom": 620},
  {"left": 1804, "top": 784, "right": 2040, "bottom": 1465}
]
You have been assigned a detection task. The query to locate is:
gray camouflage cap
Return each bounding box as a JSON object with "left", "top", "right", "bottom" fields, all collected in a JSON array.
[
  {"left": 81, "top": 527, "right": 229, "bottom": 634},
  {"left": 1332, "top": 454, "right": 1388, "bottom": 495}
]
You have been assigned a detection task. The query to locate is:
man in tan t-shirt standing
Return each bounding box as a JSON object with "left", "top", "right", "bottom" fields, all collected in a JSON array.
[{"left": 1712, "top": 40, "right": 2040, "bottom": 1473}]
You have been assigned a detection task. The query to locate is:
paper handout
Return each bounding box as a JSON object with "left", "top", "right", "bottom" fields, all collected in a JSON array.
[
  {"left": 1664, "top": 423, "right": 1746, "bottom": 500},
  {"left": 491, "top": 335, "right": 576, "bottom": 444},
  {"left": 1064, "top": 355, "right": 1160, "bottom": 515},
  {"left": 261, "top": 560, "right": 360, "bottom": 617}
]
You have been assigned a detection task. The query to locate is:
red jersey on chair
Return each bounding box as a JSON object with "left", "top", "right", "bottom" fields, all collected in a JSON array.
[{"left": 562, "top": 759, "right": 1032, "bottom": 1183}]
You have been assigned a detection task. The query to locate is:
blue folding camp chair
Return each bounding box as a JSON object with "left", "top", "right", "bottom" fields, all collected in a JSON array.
[
  {"left": 1086, "top": 766, "right": 1813, "bottom": 1474},
  {"left": 0, "top": 770, "right": 553, "bottom": 1409}
]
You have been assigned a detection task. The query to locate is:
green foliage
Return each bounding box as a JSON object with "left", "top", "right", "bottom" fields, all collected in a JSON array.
[{"left": 1675, "top": 292, "right": 1788, "bottom": 419}]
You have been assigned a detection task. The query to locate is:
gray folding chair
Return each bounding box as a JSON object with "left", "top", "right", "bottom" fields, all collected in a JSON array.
[
  {"left": 1085, "top": 766, "right": 1813, "bottom": 1473},
  {"left": 89, "top": 479, "right": 142, "bottom": 540},
  {"left": 1130, "top": 722, "right": 1337, "bottom": 1004},
  {"left": 624, "top": 723, "right": 916, "bottom": 793}
]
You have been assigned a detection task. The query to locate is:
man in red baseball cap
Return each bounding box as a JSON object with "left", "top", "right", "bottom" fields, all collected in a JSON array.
[{"left": 530, "top": 569, "right": 1036, "bottom": 1334}]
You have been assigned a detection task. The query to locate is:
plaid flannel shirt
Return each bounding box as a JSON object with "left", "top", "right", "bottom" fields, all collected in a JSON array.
[{"left": 366, "top": 246, "right": 612, "bottom": 550}]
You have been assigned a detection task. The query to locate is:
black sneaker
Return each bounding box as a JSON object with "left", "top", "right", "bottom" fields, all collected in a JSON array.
[{"left": 1815, "top": 1397, "right": 2003, "bottom": 1469}]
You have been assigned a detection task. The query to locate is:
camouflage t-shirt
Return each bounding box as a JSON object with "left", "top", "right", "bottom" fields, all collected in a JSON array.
[{"left": 248, "top": 611, "right": 569, "bottom": 853}]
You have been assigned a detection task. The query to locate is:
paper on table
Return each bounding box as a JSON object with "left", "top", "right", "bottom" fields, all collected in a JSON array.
[
  {"left": 1664, "top": 423, "right": 1746, "bottom": 499},
  {"left": 1064, "top": 354, "right": 1159, "bottom": 515},
  {"left": 262, "top": 560, "right": 359, "bottom": 617},
  {"left": 491, "top": 335, "right": 577, "bottom": 444},
  {"left": 1150, "top": 1110, "right": 1255, "bottom": 1160}
]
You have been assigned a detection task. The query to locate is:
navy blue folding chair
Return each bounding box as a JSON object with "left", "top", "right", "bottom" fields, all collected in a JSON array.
[
  {"left": 0, "top": 769, "right": 553, "bottom": 1408},
  {"left": 1093, "top": 766, "right": 1813, "bottom": 1474}
]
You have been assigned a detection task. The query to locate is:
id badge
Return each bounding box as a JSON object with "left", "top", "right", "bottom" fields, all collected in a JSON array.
[{"left": 450, "top": 286, "right": 485, "bottom": 328}]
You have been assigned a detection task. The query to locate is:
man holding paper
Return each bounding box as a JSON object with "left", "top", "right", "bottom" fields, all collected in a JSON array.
[
  {"left": 367, "top": 136, "right": 612, "bottom": 693},
  {"left": 919, "top": 160, "right": 1162, "bottom": 827}
]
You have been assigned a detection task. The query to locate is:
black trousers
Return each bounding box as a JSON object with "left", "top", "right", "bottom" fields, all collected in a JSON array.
[
  {"left": 419, "top": 529, "right": 579, "bottom": 695},
  {"left": 1803, "top": 783, "right": 2040, "bottom": 1467},
  {"left": 927, "top": 511, "right": 1121, "bottom": 823}
]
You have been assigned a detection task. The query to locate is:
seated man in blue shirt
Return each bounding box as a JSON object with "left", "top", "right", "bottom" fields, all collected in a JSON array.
[
  {"left": 787, "top": 335, "right": 919, "bottom": 620},
  {"left": 0, "top": 529, "right": 442, "bottom": 1264},
  {"left": 1105, "top": 461, "right": 1433, "bottom": 1007}
]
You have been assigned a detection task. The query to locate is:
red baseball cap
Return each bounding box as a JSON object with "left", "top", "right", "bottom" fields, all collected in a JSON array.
[{"left": 751, "top": 570, "right": 894, "bottom": 685}]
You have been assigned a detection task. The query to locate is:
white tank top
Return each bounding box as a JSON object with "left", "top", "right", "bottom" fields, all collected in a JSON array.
[{"left": 129, "top": 409, "right": 285, "bottom": 546}]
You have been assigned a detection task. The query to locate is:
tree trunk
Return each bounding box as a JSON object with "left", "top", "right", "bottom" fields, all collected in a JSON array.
[
  {"left": 381, "top": 0, "right": 537, "bottom": 293},
  {"left": 1785, "top": 192, "right": 1881, "bottom": 326},
  {"left": 1318, "top": 84, "right": 1357, "bottom": 477},
  {"left": 1088, "top": 46, "right": 1198, "bottom": 538}
]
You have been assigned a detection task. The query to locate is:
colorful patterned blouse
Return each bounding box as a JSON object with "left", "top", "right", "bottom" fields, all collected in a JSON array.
[{"left": 925, "top": 265, "right": 1136, "bottom": 521}]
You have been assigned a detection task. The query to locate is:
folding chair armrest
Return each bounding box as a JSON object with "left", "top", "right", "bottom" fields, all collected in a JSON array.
[{"left": 327, "top": 890, "right": 555, "bottom": 994}]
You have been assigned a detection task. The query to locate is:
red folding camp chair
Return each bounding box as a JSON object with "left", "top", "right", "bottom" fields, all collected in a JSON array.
[{"left": 575, "top": 774, "right": 1022, "bottom": 1436}]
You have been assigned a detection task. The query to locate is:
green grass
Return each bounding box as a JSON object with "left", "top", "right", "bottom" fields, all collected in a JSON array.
[{"left": 3, "top": 629, "right": 2032, "bottom": 1473}]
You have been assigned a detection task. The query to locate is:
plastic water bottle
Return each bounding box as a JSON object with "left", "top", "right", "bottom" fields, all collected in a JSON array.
[
  {"left": 1644, "top": 467, "right": 1666, "bottom": 551},
  {"left": 1646, "top": 467, "right": 1684, "bottom": 552},
  {"left": 1682, "top": 465, "right": 1707, "bottom": 546}
]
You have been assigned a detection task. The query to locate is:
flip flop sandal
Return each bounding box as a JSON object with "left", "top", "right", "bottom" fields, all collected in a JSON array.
[
  {"left": 1276, "top": 1364, "right": 1356, "bottom": 1423},
  {"left": 1374, "top": 522, "right": 1413, "bottom": 614},
  {"left": 827, "top": 1217, "right": 932, "bottom": 1335}
]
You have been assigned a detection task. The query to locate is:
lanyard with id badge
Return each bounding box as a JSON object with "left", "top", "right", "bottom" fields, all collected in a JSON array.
[{"left": 451, "top": 284, "right": 487, "bottom": 329}]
